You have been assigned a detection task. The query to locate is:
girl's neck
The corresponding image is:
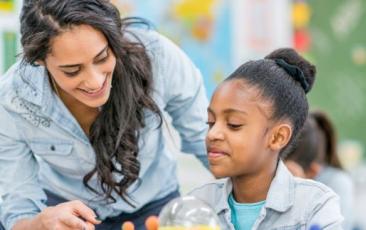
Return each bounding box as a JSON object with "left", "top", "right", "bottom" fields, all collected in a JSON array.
[{"left": 231, "top": 159, "right": 278, "bottom": 203}]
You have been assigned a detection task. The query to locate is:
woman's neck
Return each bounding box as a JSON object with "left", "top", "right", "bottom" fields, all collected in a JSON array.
[
  {"left": 231, "top": 159, "right": 278, "bottom": 203},
  {"left": 58, "top": 88, "right": 100, "bottom": 136}
]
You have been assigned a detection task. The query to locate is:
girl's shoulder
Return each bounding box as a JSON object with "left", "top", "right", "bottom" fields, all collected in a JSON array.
[
  {"left": 188, "top": 178, "right": 232, "bottom": 215},
  {"left": 292, "top": 176, "right": 339, "bottom": 199}
]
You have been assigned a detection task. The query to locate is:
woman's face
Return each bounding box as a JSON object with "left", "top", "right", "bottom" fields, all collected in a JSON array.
[
  {"left": 206, "top": 79, "right": 277, "bottom": 178},
  {"left": 44, "top": 24, "right": 116, "bottom": 108}
]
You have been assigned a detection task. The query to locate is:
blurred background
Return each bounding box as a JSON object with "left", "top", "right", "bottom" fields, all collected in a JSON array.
[{"left": 0, "top": 0, "right": 365, "bottom": 228}]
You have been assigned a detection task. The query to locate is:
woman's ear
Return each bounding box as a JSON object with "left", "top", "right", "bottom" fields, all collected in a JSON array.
[
  {"left": 35, "top": 60, "right": 45, "bottom": 66},
  {"left": 268, "top": 123, "right": 292, "bottom": 151}
]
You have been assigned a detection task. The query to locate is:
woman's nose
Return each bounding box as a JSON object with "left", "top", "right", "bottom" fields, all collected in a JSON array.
[{"left": 83, "top": 68, "right": 105, "bottom": 90}]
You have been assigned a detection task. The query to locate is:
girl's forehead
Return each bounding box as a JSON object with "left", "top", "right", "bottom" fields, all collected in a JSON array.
[
  {"left": 211, "top": 79, "right": 273, "bottom": 118},
  {"left": 215, "top": 79, "right": 261, "bottom": 102}
]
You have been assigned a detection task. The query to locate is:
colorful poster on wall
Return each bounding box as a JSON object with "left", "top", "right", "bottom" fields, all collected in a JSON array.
[
  {"left": 0, "top": 0, "right": 14, "bottom": 12},
  {"left": 2, "top": 31, "right": 17, "bottom": 72},
  {"left": 112, "top": 0, "right": 233, "bottom": 97}
]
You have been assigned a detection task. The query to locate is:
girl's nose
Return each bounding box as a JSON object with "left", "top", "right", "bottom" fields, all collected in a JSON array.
[{"left": 206, "top": 123, "right": 225, "bottom": 141}]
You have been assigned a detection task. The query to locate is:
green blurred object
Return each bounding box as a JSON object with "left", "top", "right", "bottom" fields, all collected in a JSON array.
[
  {"left": 308, "top": 0, "right": 366, "bottom": 158},
  {"left": 2, "top": 31, "right": 17, "bottom": 72}
]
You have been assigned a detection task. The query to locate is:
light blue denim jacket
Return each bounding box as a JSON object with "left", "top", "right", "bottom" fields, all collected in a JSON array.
[
  {"left": 189, "top": 161, "right": 344, "bottom": 230},
  {"left": 0, "top": 29, "right": 209, "bottom": 230}
]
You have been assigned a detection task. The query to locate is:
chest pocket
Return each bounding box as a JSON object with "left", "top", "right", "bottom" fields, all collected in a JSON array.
[
  {"left": 28, "top": 141, "right": 80, "bottom": 174},
  {"left": 29, "top": 141, "right": 73, "bottom": 157}
]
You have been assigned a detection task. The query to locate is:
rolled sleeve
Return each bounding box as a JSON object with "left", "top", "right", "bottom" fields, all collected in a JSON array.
[
  {"left": 157, "top": 33, "right": 209, "bottom": 167},
  {"left": 0, "top": 106, "right": 47, "bottom": 230}
]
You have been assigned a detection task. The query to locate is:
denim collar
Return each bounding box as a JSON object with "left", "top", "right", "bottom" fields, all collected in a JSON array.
[
  {"left": 13, "top": 62, "right": 51, "bottom": 108},
  {"left": 215, "top": 160, "right": 295, "bottom": 214},
  {"left": 12, "top": 61, "right": 90, "bottom": 143}
]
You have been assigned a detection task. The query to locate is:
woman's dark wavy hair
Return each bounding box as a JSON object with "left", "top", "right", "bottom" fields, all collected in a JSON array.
[
  {"left": 226, "top": 48, "right": 316, "bottom": 157},
  {"left": 20, "top": 0, "right": 162, "bottom": 205}
]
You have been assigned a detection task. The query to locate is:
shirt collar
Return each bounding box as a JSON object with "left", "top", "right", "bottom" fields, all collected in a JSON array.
[
  {"left": 264, "top": 160, "right": 295, "bottom": 212},
  {"left": 214, "top": 160, "right": 295, "bottom": 214},
  {"left": 13, "top": 62, "right": 50, "bottom": 107}
]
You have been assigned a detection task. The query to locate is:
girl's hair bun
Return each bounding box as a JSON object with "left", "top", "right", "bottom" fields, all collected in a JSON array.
[{"left": 265, "top": 48, "right": 316, "bottom": 94}]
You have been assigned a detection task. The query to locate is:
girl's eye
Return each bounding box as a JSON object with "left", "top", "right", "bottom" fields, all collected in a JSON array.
[
  {"left": 228, "top": 124, "right": 243, "bottom": 130},
  {"left": 206, "top": 121, "right": 214, "bottom": 128}
]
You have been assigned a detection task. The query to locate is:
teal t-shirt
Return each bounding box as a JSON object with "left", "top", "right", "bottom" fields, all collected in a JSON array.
[{"left": 228, "top": 193, "right": 265, "bottom": 230}]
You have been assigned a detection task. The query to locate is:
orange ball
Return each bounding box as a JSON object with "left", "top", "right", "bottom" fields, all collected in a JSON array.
[
  {"left": 145, "top": 216, "right": 159, "bottom": 230},
  {"left": 122, "top": 221, "right": 135, "bottom": 230}
]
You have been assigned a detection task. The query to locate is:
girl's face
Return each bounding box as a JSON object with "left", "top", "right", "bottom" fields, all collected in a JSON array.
[
  {"left": 206, "top": 79, "right": 280, "bottom": 178},
  {"left": 44, "top": 24, "right": 116, "bottom": 108}
]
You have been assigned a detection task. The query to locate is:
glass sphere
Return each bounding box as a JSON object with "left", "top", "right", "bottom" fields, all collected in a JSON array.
[{"left": 159, "top": 196, "right": 220, "bottom": 230}]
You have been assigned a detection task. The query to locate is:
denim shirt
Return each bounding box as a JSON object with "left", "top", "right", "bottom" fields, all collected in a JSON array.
[
  {"left": 189, "top": 161, "right": 344, "bottom": 230},
  {"left": 0, "top": 29, "right": 209, "bottom": 230}
]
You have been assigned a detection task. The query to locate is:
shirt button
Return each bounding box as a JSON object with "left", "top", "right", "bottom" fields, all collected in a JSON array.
[{"left": 50, "top": 145, "right": 56, "bottom": 151}]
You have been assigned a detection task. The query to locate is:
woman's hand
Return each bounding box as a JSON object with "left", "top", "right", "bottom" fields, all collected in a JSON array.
[{"left": 14, "top": 200, "right": 101, "bottom": 230}]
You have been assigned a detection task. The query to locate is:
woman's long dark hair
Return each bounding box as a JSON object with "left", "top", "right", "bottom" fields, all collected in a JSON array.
[{"left": 20, "top": 0, "right": 162, "bottom": 205}]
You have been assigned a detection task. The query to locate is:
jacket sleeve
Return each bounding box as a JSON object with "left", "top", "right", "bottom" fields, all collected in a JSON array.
[
  {"left": 307, "top": 191, "right": 344, "bottom": 230},
  {"left": 0, "top": 105, "right": 47, "bottom": 230},
  {"left": 156, "top": 32, "right": 209, "bottom": 168}
]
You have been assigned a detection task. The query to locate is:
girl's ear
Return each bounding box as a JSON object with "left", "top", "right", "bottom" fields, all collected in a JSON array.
[{"left": 268, "top": 123, "right": 292, "bottom": 151}]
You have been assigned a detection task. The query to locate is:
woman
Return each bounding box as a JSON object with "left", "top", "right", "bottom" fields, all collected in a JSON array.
[{"left": 0, "top": 0, "right": 209, "bottom": 229}]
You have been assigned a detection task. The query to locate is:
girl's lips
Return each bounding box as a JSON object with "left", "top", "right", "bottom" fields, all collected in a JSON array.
[{"left": 208, "top": 151, "right": 228, "bottom": 158}]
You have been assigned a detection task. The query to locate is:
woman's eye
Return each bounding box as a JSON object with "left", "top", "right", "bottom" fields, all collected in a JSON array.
[
  {"left": 96, "top": 50, "right": 109, "bottom": 64},
  {"left": 228, "top": 124, "right": 243, "bottom": 129},
  {"left": 96, "top": 55, "right": 108, "bottom": 64},
  {"left": 64, "top": 71, "right": 80, "bottom": 77}
]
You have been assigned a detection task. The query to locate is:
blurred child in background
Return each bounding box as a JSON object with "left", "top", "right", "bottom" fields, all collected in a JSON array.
[{"left": 285, "top": 110, "right": 354, "bottom": 230}]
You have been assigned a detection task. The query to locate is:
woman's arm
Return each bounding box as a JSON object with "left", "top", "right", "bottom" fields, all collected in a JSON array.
[
  {"left": 0, "top": 106, "right": 100, "bottom": 230},
  {"left": 12, "top": 201, "right": 100, "bottom": 230},
  {"left": 155, "top": 32, "right": 209, "bottom": 168},
  {"left": 0, "top": 106, "right": 47, "bottom": 230}
]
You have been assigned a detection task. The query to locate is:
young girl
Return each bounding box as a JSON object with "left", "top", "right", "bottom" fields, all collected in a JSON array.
[
  {"left": 285, "top": 111, "right": 354, "bottom": 230},
  {"left": 0, "top": 1, "right": 209, "bottom": 230},
  {"left": 188, "top": 48, "right": 343, "bottom": 229}
]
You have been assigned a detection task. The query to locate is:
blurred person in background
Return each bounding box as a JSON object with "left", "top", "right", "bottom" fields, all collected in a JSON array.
[{"left": 285, "top": 110, "right": 354, "bottom": 230}]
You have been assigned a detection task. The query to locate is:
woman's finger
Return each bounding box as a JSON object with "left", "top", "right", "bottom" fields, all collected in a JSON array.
[
  {"left": 70, "top": 200, "right": 101, "bottom": 225},
  {"left": 60, "top": 213, "right": 88, "bottom": 229}
]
